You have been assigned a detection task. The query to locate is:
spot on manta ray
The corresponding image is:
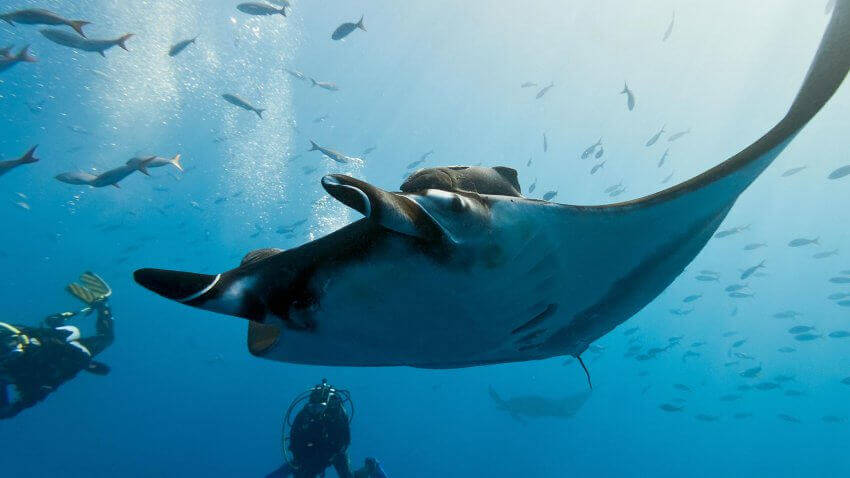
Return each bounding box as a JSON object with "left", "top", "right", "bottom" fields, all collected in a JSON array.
[{"left": 135, "top": 2, "right": 850, "bottom": 369}]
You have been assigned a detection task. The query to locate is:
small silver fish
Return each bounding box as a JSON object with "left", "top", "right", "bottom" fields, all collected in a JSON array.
[
  {"left": 657, "top": 149, "right": 669, "bottom": 168},
  {"left": 777, "top": 414, "right": 801, "bottom": 423},
  {"left": 237, "top": 2, "right": 287, "bottom": 17},
  {"left": 542, "top": 190, "right": 558, "bottom": 201},
  {"left": 645, "top": 125, "right": 665, "bottom": 147},
  {"left": 781, "top": 165, "right": 807, "bottom": 177},
  {"left": 794, "top": 333, "right": 821, "bottom": 341},
  {"left": 621, "top": 83, "right": 635, "bottom": 111},
  {"left": 308, "top": 140, "right": 361, "bottom": 164},
  {"left": 754, "top": 382, "right": 780, "bottom": 391},
  {"left": 813, "top": 249, "right": 838, "bottom": 259},
  {"left": 828, "top": 164, "right": 850, "bottom": 180},
  {"left": 739, "top": 366, "right": 761, "bottom": 378},
  {"left": 668, "top": 128, "right": 690, "bottom": 142},
  {"left": 582, "top": 139, "right": 602, "bottom": 159},
  {"left": 603, "top": 181, "right": 622, "bottom": 193},
  {"left": 168, "top": 36, "right": 197, "bottom": 57},
  {"left": 590, "top": 161, "right": 605, "bottom": 175},
  {"left": 520, "top": 82, "right": 537, "bottom": 88},
  {"left": 743, "top": 243, "right": 767, "bottom": 250},
  {"left": 725, "top": 284, "right": 748, "bottom": 292},
  {"left": 0, "top": 8, "right": 89, "bottom": 38},
  {"left": 310, "top": 78, "right": 339, "bottom": 91},
  {"left": 788, "top": 237, "right": 819, "bottom": 247},
  {"left": 222, "top": 93, "right": 265, "bottom": 118},
  {"left": 332, "top": 16, "right": 366, "bottom": 41},
  {"left": 536, "top": 82, "right": 555, "bottom": 99},
  {"left": 715, "top": 224, "right": 750, "bottom": 238},
  {"left": 41, "top": 29, "right": 132, "bottom": 57},
  {"left": 740, "top": 260, "right": 765, "bottom": 280},
  {"left": 662, "top": 11, "right": 675, "bottom": 41}
]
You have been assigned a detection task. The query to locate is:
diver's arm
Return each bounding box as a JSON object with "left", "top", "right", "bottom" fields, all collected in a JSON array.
[{"left": 77, "top": 300, "right": 114, "bottom": 357}]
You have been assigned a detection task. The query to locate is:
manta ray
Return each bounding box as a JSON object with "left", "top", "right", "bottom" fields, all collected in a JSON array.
[
  {"left": 488, "top": 386, "right": 591, "bottom": 422},
  {"left": 136, "top": 3, "right": 850, "bottom": 370}
]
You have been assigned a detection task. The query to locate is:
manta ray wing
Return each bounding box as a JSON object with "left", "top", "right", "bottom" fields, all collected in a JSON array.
[{"left": 135, "top": 2, "right": 850, "bottom": 368}]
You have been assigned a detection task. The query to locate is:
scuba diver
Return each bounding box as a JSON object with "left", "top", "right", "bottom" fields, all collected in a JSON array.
[
  {"left": 267, "top": 379, "right": 389, "bottom": 478},
  {"left": 0, "top": 272, "right": 114, "bottom": 419}
]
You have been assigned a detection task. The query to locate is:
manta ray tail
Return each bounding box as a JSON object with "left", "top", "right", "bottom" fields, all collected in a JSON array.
[{"left": 576, "top": 355, "right": 592, "bottom": 390}]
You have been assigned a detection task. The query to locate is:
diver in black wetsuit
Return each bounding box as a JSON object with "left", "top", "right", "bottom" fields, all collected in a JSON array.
[
  {"left": 267, "top": 380, "right": 389, "bottom": 478},
  {"left": 0, "top": 272, "right": 114, "bottom": 419}
]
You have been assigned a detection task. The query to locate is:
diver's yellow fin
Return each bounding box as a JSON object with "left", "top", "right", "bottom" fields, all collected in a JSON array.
[
  {"left": 67, "top": 282, "right": 97, "bottom": 305},
  {"left": 66, "top": 272, "right": 111, "bottom": 304},
  {"left": 80, "top": 271, "right": 111, "bottom": 299}
]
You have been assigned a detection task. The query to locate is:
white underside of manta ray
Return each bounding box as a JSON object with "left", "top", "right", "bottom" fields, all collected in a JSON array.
[{"left": 136, "top": 2, "right": 850, "bottom": 369}]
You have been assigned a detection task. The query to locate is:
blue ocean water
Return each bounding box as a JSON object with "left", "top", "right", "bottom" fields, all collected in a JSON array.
[{"left": 2, "top": 0, "right": 850, "bottom": 476}]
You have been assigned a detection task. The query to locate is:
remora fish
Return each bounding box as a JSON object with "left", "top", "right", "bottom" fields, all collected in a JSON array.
[
  {"left": 40, "top": 29, "right": 133, "bottom": 57},
  {"left": 134, "top": 5, "right": 850, "bottom": 369},
  {"left": 0, "top": 8, "right": 89, "bottom": 37},
  {"left": 237, "top": 2, "right": 286, "bottom": 16},
  {"left": 308, "top": 140, "right": 362, "bottom": 164},
  {"left": 222, "top": 93, "right": 265, "bottom": 118},
  {"left": 0, "top": 45, "right": 37, "bottom": 73},
  {"left": 0, "top": 146, "right": 39, "bottom": 177},
  {"left": 126, "top": 154, "right": 183, "bottom": 172},
  {"left": 310, "top": 78, "right": 339, "bottom": 91}
]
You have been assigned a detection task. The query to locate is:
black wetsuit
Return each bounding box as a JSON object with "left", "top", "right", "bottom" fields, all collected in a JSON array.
[
  {"left": 0, "top": 301, "right": 114, "bottom": 419},
  {"left": 268, "top": 393, "right": 353, "bottom": 478},
  {"left": 290, "top": 394, "right": 353, "bottom": 478}
]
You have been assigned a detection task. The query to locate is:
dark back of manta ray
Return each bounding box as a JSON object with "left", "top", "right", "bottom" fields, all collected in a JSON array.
[{"left": 400, "top": 166, "right": 523, "bottom": 197}]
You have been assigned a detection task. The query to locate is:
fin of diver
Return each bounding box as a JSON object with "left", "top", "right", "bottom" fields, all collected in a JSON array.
[
  {"left": 321, "top": 174, "right": 444, "bottom": 240},
  {"left": 67, "top": 272, "right": 111, "bottom": 305},
  {"left": 85, "top": 361, "right": 111, "bottom": 375}
]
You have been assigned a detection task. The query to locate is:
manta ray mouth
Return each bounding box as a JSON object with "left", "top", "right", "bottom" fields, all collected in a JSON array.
[{"left": 134, "top": 268, "right": 220, "bottom": 303}]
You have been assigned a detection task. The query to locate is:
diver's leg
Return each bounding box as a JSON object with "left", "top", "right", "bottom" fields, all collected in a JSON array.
[
  {"left": 77, "top": 301, "right": 114, "bottom": 357},
  {"left": 265, "top": 463, "right": 295, "bottom": 478},
  {"left": 333, "top": 453, "right": 354, "bottom": 478}
]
